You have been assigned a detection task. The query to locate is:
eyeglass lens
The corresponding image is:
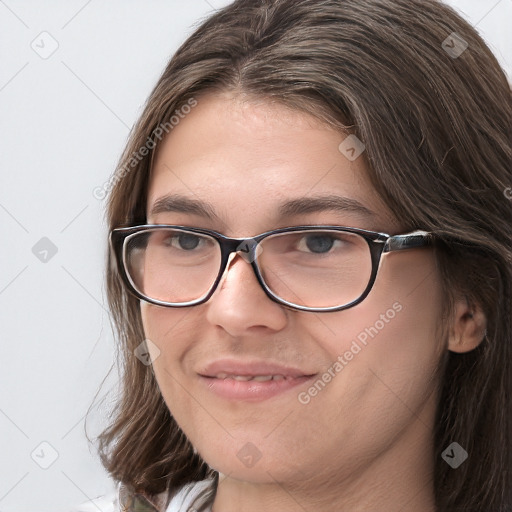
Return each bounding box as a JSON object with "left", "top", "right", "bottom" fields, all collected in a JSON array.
[{"left": 123, "top": 228, "right": 372, "bottom": 308}]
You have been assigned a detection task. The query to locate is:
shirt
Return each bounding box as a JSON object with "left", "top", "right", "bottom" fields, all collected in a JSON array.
[{"left": 70, "top": 476, "right": 216, "bottom": 512}]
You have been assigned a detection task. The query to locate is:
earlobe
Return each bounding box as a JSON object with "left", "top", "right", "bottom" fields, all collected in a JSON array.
[{"left": 447, "top": 298, "right": 487, "bottom": 353}]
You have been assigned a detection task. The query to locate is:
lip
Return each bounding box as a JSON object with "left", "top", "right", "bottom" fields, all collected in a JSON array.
[{"left": 198, "top": 358, "right": 317, "bottom": 401}]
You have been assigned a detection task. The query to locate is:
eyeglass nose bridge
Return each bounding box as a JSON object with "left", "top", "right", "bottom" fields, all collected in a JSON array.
[
  {"left": 212, "top": 237, "right": 266, "bottom": 297},
  {"left": 233, "top": 237, "right": 263, "bottom": 264}
]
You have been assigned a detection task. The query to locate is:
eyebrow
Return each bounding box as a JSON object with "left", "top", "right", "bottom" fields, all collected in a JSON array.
[
  {"left": 150, "top": 194, "right": 220, "bottom": 220},
  {"left": 278, "top": 195, "right": 375, "bottom": 219},
  {"left": 149, "top": 193, "right": 375, "bottom": 221}
]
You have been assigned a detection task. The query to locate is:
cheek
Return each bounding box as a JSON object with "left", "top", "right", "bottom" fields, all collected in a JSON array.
[
  {"left": 295, "top": 250, "right": 445, "bottom": 433},
  {"left": 311, "top": 249, "right": 444, "bottom": 366},
  {"left": 139, "top": 303, "right": 200, "bottom": 403},
  {"left": 140, "top": 302, "right": 187, "bottom": 356}
]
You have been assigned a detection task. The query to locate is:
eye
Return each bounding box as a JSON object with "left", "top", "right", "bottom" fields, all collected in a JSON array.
[
  {"left": 167, "top": 233, "right": 202, "bottom": 250},
  {"left": 298, "top": 234, "right": 338, "bottom": 254}
]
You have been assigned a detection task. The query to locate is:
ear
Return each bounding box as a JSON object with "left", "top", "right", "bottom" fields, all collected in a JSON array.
[{"left": 447, "top": 297, "right": 487, "bottom": 353}]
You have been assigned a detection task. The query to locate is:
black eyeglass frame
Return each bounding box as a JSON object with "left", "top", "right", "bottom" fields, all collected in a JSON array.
[{"left": 110, "top": 224, "right": 433, "bottom": 313}]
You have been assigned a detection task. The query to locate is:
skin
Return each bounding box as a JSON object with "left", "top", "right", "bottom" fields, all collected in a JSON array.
[{"left": 141, "top": 92, "right": 487, "bottom": 512}]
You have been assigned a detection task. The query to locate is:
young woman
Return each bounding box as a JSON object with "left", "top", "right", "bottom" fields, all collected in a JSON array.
[{"left": 92, "top": 0, "right": 511, "bottom": 510}]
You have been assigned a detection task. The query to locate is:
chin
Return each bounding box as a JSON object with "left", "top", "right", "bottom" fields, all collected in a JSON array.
[{"left": 194, "top": 437, "right": 304, "bottom": 484}]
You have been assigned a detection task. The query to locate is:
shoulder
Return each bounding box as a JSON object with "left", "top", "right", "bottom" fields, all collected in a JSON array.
[
  {"left": 166, "top": 476, "right": 216, "bottom": 512},
  {"left": 69, "top": 476, "right": 217, "bottom": 512}
]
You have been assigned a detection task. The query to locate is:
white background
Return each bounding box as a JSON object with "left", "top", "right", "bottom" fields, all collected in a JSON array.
[{"left": 0, "top": 1, "right": 510, "bottom": 511}]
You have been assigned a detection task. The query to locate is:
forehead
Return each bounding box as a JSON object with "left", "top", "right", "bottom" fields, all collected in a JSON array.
[{"left": 146, "top": 92, "right": 401, "bottom": 234}]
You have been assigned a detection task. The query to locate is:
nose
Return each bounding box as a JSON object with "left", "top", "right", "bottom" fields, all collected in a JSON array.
[{"left": 205, "top": 251, "right": 288, "bottom": 336}]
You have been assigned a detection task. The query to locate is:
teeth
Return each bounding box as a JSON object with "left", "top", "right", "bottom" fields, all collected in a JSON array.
[
  {"left": 232, "top": 375, "right": 253, "bottom": 381},
  {"left": 215, "top": 373, "right": 287, "bottom": 381}
]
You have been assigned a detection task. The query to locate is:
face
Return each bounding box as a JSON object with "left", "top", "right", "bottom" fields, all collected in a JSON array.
[{"left": 141, "top": 92, "right": 445, "bottom": 488}]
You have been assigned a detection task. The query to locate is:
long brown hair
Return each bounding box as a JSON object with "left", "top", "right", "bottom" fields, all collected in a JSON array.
[{"left": 94, "top": 1, "right": 512, "bottom": 510}]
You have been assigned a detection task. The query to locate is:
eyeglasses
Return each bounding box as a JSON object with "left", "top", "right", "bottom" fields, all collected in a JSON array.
[{"left": 110, "top": 225, "right": 433, "bottom": 313}]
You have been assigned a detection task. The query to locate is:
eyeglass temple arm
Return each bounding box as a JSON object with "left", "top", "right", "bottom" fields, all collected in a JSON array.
[{"left": 383, "top": 230, "right": 433, "bottom": 253}]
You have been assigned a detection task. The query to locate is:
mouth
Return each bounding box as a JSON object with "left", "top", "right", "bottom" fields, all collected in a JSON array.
[
  {"left": 211, "top": 373, "right": 291, "bottom": 381},
  {"left": 197, "top": 359, "right": 318, "bottom": 401}
]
